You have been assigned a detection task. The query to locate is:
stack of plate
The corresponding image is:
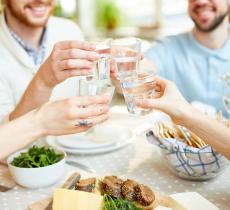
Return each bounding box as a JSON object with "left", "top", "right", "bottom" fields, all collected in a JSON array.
[{"left": 46, "top": 124, "right": 136, "bottom": 155}]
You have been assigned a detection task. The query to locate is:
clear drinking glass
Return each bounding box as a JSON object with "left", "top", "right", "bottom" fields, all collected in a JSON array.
[
  {"left": 90, "top": 39, "right": 111, "bottom": 80},
  {"left": 79, "top": 78, "right": 115, "bottom": 134},
  {"left": 121, "top": 74, "right": 156, "bottom": 115},
  {"left": 110, "top": 37, "right": 141, "bottom": 80},
  {"left": 221, "top": 73, "right": 230, "bottom": 115},
  {"left": 79, "top": 79, "right": 115, "bottom": 102}
]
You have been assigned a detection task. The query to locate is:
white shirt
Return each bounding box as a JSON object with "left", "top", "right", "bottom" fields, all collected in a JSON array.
[{"left": 0, "top": 14, "right": 84, "bottom": 122}]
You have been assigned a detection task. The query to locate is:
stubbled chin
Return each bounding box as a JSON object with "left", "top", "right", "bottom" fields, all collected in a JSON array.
[
  {"left": 196, "top": 11, "right": 214, "bottom": 21},
  {"left": 23, "top": 8, "right": 51, "bottom": 26}
]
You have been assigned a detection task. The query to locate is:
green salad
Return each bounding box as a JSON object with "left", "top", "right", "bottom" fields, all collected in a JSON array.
[
  {"left": 11, "top": 146, "right": 64, "bottom": 168},
  {"left": 103, "top": 194, "right": 143, "bottom": 210}
]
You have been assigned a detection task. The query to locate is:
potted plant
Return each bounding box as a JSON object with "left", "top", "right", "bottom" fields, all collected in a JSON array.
[{"left": 96, "top": 0, "right": 121, "bottom": 32}]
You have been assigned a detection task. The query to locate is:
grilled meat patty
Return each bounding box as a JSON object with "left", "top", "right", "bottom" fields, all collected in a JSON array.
[
  {"left": 134, "top": 184, "right": 155, "bottom": 206},
  {"left": 121, "top": 179, "right": 138, "bottom": 201},
  {"left": 75, "top": 178, "right": 96, "bottom": 192},
  {"left": 101, "top": 176, "right": 123, "bottom": 198}
]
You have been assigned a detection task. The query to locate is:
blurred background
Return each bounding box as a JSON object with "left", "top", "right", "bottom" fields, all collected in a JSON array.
[
  {"left": 3, "top": 0, "right": 191, "bottom": 41},
  {"left": 52, "top": 0, "right": 193, "bottom": 40}
]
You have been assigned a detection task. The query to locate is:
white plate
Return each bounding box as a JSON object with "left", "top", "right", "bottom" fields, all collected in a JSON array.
[
  {"left": 56, "top": 124, "right": 133, "bottom": 149},
  {"left": 46, "top": 125, "right": 136, "bottom": 155}
]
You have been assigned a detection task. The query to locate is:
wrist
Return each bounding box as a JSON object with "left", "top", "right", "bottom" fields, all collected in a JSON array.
[
  {"left": 176, "top": 103, "right": 199, "bottom": 126},
  {"left": 36, "top": 60, "right": 57, "bottom": 88},
  {"left": 35, "top": 69, "right": 54, "bottom": 89},
  {"left": 31, "top": 109, "right": 48, "bottom": 137},
  {"left": 21, "top": 110, "right": 46, "bottom": 139}
]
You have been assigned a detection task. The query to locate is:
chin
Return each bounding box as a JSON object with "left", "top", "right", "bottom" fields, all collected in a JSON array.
[{"left": 24, "top": 14, "right": 51, "bottom": 27}]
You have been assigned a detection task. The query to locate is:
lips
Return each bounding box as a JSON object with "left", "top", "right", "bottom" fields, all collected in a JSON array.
[
  {"left": 193, "top": 6, "right": 216, "bottom": 20},
  {"left": 25, "top": 4, "right": 51, "bottom": 17}
]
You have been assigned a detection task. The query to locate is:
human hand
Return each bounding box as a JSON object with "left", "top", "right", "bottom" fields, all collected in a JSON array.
[
  {"left": 37, "top": 41, "right": 100, "bottom": 88},
  {"left": 136, "top": 76, "right": 192, "bottom": 124},
  {"left": 34, "top": 96, "right": 109, "bottom": 136}
]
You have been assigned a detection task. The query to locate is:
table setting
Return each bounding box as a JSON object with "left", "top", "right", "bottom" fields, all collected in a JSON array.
[{"left": 0, "top": 37, "right": 229, "bottom": 210}]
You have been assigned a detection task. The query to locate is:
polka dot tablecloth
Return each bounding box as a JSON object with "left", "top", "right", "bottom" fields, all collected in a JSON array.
[
  {"left": 0, "top": 135, "right": 229, "bottom": 210},
  {"left": 1, "top": 93, "right": 230, "bottom": 210}
]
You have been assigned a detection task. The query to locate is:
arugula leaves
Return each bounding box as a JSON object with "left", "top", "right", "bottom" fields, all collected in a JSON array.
[
  {"left": 11, "top": 146, "right": 64, "bottom": 168},
  {"left": 103, "top": 194, "right": 143, "bottom": 210}
]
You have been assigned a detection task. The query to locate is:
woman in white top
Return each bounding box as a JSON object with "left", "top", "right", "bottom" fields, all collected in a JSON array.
[
  {"left": 137, "top": 76, "right": 230, "bottom": 160},
  {"left": 0, "top": 95, "right": 109, "bottom": 160},
  {"left": 0, "top": 39, "right": 110, "bottom": 159}
]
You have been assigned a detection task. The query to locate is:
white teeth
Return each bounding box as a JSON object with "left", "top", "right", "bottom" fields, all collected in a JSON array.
[
  {"left": 196, "top": 7, "right": 213, "bottom": 13},
  {"left": 31, "top": 7, "right": 46, "bottom": 12}
]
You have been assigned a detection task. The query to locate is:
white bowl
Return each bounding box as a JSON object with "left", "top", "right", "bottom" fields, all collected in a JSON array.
[{"left": 7, "top": 148, "right": 66, "bottom": 188}]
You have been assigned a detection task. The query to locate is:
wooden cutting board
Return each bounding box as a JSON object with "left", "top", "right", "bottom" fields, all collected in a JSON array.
[
  {"left": 29, "top": 172, "right": 81, "bottom": 210},
  {"left": 29, "top": 172, "right": 171, "bottom": 210},
  {"left": 0, "top": 163, "right": 16, "bottom": 192}
]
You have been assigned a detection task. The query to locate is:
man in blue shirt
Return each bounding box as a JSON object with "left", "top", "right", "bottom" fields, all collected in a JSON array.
[{"left": 145, "top": 0, "right": 230, "bottom": 116}]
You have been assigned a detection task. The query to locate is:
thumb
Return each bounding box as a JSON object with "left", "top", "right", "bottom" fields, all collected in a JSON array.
[{"left": 136, "top": 98, "right": 164, "bottom": 110}]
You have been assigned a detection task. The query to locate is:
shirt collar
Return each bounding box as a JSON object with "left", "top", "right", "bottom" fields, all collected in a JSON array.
[
  {"left": 7, "top": 25, "right": 47, "bottom": 66},
  {"left": 8, "top": 27, "right": 47, "bottom": 53},
  {"left": 188, "top": 29, "right": 230, "bottom": 61}
]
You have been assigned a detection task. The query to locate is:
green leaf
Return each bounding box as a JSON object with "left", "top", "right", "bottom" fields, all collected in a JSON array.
[{"left": 11, "top": 146, "right": 64, "bottom": 168}]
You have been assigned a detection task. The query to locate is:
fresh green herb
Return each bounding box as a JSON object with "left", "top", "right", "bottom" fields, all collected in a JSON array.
[
  {"left": 103, "top": 194, "right": 143, "bottom": 210},
  {"left": 11, "top": 146, "right": 64, "bottom": 168}
]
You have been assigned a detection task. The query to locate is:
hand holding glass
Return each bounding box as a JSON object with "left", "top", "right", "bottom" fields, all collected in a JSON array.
[
  {"left": 121, "top": 74, "right": 156, "bottom": 115},
  {"left": 110, "top": 37, "right": 141, "bottom": 80}
]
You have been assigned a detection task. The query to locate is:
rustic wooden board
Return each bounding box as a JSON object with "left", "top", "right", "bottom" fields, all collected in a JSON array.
[
  {"left": 28, "top": 172, "right": 81, "bottom": 210},
  {"left": 29, "top": 174, "right": 172, "bottom": 210}
]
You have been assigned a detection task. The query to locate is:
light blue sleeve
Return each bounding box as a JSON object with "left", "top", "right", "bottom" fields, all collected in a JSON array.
[{"left": 144, "top": 38, "right": 172, "bottom": 78}]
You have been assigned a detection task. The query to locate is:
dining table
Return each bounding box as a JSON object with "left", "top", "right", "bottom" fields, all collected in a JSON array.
[{"left": 0, "top": 93, "right": 229, "bottom": 210}]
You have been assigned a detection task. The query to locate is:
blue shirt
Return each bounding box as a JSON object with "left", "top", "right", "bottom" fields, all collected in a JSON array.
[
  {"left": 145, "top": 31, "right": 230, "bottom": 116},
  {"left": 8, "top": 27, "right": 47, "bottom": 67}
]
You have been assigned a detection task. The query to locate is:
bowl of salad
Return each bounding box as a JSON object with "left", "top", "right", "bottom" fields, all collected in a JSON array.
[{"left": 7, "top": 146, "right": 66, "bottom": 188}]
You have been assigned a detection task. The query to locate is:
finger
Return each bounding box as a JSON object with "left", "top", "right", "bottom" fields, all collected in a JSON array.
[
  {"left": 54, "top": 41, "right": 96, "bottom": 51},
  {"left": 136, "top": 98, "right": 159, "bottom": 109},
  {"left": 74, "top": 113, "right": 109, "bottom": 128},
  {"left": 110, "top": 62, "right": 116, "bottom": 72},
  {"left": 56, "top": 49, "right": 100, "bottom": 61},
  {"left": 110, "top": 72, "right": 118, "bottom": 80},
  {"left": 74, "top": 126, "right": 93, "bottom": 133},
  {"left": 154, "top": 76, "right": 172, "bottom": 88},
  {"left": 77, "top": 113, "right": 109, "bottom": 127},
  {"left": 71, "top": 104, "right": 109, "bottom": 119},
  {"left": 59, "top": 59, "right": 94, "bottom": 70},
  {"left": 90, "top": 113, "right": 109, "bottom": 125},
  {"left": 63, "top": 69, "right": 93, "bottom": 77},
  {"left": 68, "top": 96, "right": 110, "bottom": 107}
]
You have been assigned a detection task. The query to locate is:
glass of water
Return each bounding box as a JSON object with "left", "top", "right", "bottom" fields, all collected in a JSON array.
[
  {"left": 121, "top": 74, "right": 156, "bottom": 115},
  {"left": 110, "top": 37, "right": 141, "bottom": 80},
  {"left": 221, "top": 73, "right": 230, "bottom": 115},
  {"left": 90, "top": 39, "right": 111, "bottom": 80},
  {"left": 79, "top": 78, "right": 115, "bottom": 104}
]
